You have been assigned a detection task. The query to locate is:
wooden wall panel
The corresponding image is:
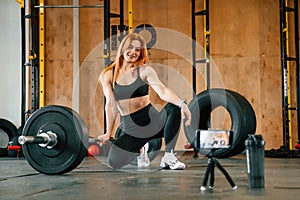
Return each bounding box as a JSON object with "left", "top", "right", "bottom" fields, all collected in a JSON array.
[
  {"left": 258, "top": 0, "right": 283, "bottom": 149},
  {"left": 204, "top": 0, "right": 262, "bottom": 147},
  {"left": 45, "top": 0, "right": 73, "bottom": 107},
  {"left": 78, "top": 0, "right": 106, "bottom": 136}
]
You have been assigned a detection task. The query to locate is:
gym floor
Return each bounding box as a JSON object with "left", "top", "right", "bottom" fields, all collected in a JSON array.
[{"left": 1, "top": 151, "right": 300, "bottom": 200}]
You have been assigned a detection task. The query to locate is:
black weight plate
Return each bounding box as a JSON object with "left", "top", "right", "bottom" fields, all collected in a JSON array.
[
  {"left": 0, "top": 118, "right": 17, "bottom": 156},
  {"left": 22, "top": 105, "right": 88, "bottom": 175}
]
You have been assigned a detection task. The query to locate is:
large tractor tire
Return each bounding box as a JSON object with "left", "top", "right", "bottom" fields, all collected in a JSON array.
[{"left": 184, "top": 89, "right": 256, "bottom": 158}]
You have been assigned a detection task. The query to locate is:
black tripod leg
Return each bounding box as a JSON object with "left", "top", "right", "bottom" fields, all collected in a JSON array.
[
  {"left": 214, "top": 159, "right": 237, "bottom": 188},
  {"left": 201, "top": 158, "right": 212, "bottom": 190},
  {"left": 209, "top": 160, "right": 215, "bottom": 188}
]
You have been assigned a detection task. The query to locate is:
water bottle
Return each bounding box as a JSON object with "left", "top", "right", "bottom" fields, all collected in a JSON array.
[{"left": 245, "top": 134, "right": 265, "bottom": 190}]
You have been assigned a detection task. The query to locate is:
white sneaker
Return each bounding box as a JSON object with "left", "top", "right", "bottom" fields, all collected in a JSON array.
[
  {"left": 137, "top": 154, "right": 150, "bottom": 167},
  {"left": 137, "top": 143, "right": 150, "bottom": 168},
  {"left": 160, "top": 150, "right": 185, "bottom": 170}
]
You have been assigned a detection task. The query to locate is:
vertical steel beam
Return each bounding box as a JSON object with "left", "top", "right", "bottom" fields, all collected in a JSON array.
[
  {"left": 19, "top": 0, "right": 26, "bottom": 126},
  {"left": 204, "top": 0, "right": 210, "bottom": 89},
  {"left": 104, "top": 0, "right": 111, "bottom": 67},
  {"left": 128, "top": 0, "right": 133, "bottom": 33},
  {"left": 119, "top": 0, "right": 125, "bottom": 40},
  {"left": 279, "top": 0, "right": 291, "bottom": 150},
  {"left": 191, "top": 0, "right": 196, "bottom": 95},
  {"left": 103, "top": 0, "right": 125, "bottom": 133},
  {"left": 284, "top": 0, "right": 293, "bottom": 150},
  {"left": 192, "top": 0, "right": 210, "bottom": 94},
  {"left": 293, "top": 0, "right": 300, "bottom": 146},
  {"left": 39, "top": 0, "right": 45, "bottom": 108},
  {"left": 279, "top": 0, "right": 300, "bottom": 150},
  {"left": 24, "top": 0, "right": 31, "bottom": 121},
  {"left": 30, "top": 0, "right": 40, "bottom": 112},
  {"left": 73, "top": 0, "right": 80, "bottom": 112}
]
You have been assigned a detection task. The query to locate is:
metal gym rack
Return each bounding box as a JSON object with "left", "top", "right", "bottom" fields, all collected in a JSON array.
[
  {"left": 18, "top": 0, "right": 128, "bottom": 130},
  {"left": 278, "top": 0, "right": 300, "bottom": 153}
]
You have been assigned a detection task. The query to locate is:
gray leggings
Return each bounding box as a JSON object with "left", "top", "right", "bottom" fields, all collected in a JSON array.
[{"left": 108, "top": 103, "right": 181, "bottom": 169}]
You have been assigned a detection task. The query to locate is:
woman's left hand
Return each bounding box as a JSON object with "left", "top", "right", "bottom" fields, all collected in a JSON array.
[
  {"left": 97, "top": 133, "right": 111, "bottom": 146},
  {"left": 181, "top": 103, "right": 191, "bottom": 126}
]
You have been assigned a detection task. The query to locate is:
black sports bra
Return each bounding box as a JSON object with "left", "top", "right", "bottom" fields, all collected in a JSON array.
[{"left": 113, "top": 68, "right": 149, "bottom": 101}]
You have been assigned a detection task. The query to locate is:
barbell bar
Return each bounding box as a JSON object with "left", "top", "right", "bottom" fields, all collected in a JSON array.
[
  {"left": 19, "top": 133, "right": 99, "bottom": 147},
  {"left": 18, "top": 131, "right": 58, "bottom": 148}
]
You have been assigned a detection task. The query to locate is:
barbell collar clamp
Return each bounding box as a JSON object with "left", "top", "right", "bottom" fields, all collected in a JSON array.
[{"left": 18, "top": 131, "right": 58, "bottom": 149}]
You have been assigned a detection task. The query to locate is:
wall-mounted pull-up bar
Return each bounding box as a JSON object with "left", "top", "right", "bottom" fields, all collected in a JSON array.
[{"left": 34, "top": 5, "right": 104, "bottom": 9}]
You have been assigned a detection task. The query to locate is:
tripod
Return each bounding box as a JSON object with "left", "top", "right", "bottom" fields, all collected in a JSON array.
[{"left": 200, "top": 149, "right": 237, "bottom": 191}]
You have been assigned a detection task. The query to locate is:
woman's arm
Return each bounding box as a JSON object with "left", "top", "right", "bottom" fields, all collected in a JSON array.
[
  {"left": 142, "top": 66, "right": 191, "bottom": 126},
  {"left": 98, "top": 71, "right": 118, "bottom": 143}
]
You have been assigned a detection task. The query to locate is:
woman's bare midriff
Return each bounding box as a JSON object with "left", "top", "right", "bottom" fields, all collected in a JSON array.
[{"left": 117, "top": 95, "right": 151, "bottom": 116}]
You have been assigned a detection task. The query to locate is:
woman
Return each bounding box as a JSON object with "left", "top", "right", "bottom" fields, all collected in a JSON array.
[{"left": 98, "top": 33, "right": 191, "bottom": 170}]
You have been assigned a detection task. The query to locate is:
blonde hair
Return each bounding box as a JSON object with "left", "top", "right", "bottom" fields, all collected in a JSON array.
[{"left": 100, "top": 33, "right": 149, "bottom": 87}]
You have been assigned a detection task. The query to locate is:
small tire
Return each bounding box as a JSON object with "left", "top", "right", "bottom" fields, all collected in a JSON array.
[{"left": 0, "top": 118, "right": 17, "bottom": 157}]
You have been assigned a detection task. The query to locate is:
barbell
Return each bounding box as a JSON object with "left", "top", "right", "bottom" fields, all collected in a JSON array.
[
  {"left": 18, "top": 89, "right": 257, "bottom": 175},
  {"left": 18, "top": 104, "right": 158, "bottom": 175}
]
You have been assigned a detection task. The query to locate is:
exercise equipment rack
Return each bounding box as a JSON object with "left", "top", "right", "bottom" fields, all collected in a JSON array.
[
  {"left": 266, "top": 0, "right": 300, "bottom": 157},
  {"left": 192, "top": 0, "right": 210, "bottom": 92}
]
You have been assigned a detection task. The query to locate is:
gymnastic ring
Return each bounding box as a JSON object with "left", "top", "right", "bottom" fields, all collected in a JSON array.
[{"left": 133, "top": 24, "right": 157, "bottom": 49}]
